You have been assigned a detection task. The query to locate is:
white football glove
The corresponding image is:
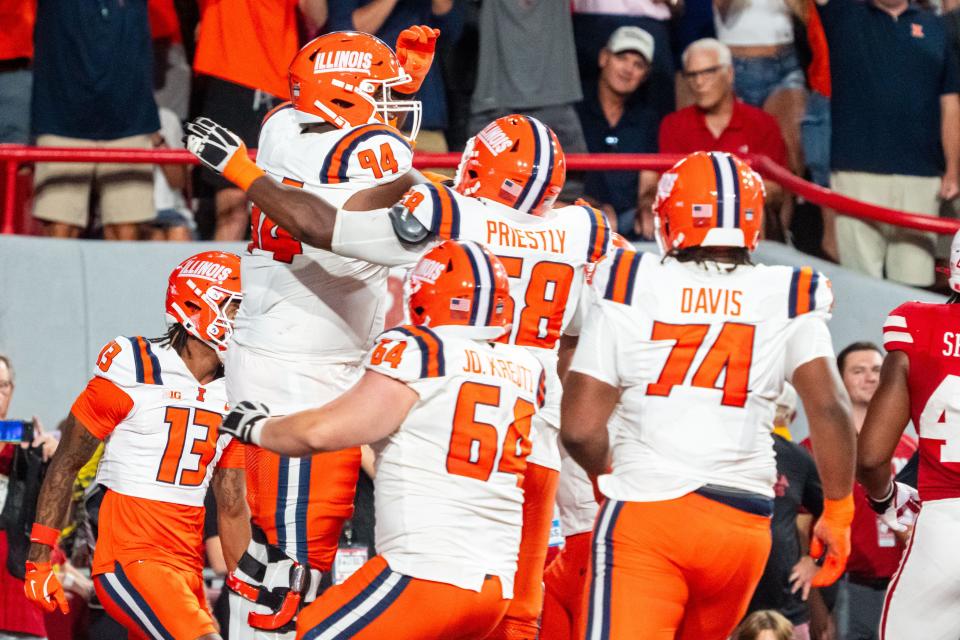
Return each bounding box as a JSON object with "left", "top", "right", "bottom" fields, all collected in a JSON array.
[
  {"left": 184, "top": 116, "right": 246, "bottom": 176},
  {"left": 867, "top": 481, "right": 921, "bottom": 532},
  {"left": 220, "top": 400, "right": 270, "bottom": 446}
]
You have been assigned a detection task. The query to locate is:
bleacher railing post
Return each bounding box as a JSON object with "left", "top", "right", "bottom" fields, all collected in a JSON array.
[{"left": 2, "top": 158, "right": 18, "bottom": 235}]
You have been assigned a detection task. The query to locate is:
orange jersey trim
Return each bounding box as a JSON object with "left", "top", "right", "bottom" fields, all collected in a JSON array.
[
  {"left": 261, "top": 101, "right": 293, "bottom": 126},
  {"left": 219, "top": 439, "right": 246, "bottom": 469},
  {"left": 429, "top": 184, "right": 461, "bottom": 240},
  {"left": 603, "top": 250, "right": 642, "bottom": 305},
  {"left": 583, "top": 205, "right": 611, "bottom": 263},
  {"left": 71, "top": 377, "right": 135, "bottom": 440},
  {"left": 395, "top": 325, "right": 445, "bottom": 378}
]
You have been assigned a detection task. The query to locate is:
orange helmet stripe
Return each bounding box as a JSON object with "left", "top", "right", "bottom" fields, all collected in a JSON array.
[
  {"left": 603, "top": 249, "right": 642, "bottom": 305},
  {"left": 321, "top": 124, "right": 407, "bottom": 184},
  {"left": 396, "top": 325, "right": 445, "bottom": 378},
  {"left": 583, "top": 205, "right": 611, "bottom": 263}
]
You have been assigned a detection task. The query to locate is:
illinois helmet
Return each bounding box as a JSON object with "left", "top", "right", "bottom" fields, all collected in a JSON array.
[
  {"left": 288, "top": 31, "right": 422, "bottom": 140},
  {"left": 406, "top": 240, "right": 511, "bottom": 333},
  {"left": 165, "top": 251, "right": 243, "bottom": 354},
  {"left": 454, "top": 114, "right": 565, "bottom": 216},
  {"left": 653, "top": 151, "right": 764, "bottom": 253}
]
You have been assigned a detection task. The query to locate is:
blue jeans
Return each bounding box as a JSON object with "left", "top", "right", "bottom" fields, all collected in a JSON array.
[
  {"left": 801, "top": 91, "right": 831, "bottom": 187},
  {"left": 0, "top": 68, "right": 31, "bottom": 144},
  {"left": 733, "top": 49, "right": 805, "bottom": 108}
]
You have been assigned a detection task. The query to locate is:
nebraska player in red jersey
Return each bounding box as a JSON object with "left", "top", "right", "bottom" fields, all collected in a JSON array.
[
  {"left": 24, "top": 252, "right": 249, "bottom": 640},
  {"left": 857, "top": 233, "right": 960, "bottom": 640}
]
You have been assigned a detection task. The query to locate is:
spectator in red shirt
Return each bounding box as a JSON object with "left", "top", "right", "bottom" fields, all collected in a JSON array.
[
  {"left": 836, "top": 342, "right": 916, "bottom": 640},
  {"left": 651, "top": 38, "right": 789, "bottom": 240}
]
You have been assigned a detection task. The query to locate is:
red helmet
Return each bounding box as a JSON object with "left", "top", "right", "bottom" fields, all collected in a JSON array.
[
  {"left": 454, "top": 114, "right": 565, "bottom": 216},
  {"left": 288, "top": 31, "right": 421, "bottom": 140},
  {"left": 165, "top": 251, "right": 242, "bottom": 354},
  {"left": 653, "top": 151, "right": 765, "bottom": 253},
  {"left": 406, "top": 240, "right": 511, "bottom": 331}
]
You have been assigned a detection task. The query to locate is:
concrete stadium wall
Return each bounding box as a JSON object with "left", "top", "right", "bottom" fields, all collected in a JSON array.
[{"left": 0, "top": 236, "right": 944, "bottom": 440}]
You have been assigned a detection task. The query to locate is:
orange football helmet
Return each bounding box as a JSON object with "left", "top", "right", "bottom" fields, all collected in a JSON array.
[
  {"left": 288, "top": 31, "right": 422, "bottom": 140},
  {"left": 406, "top": 240, "right": 511, "bottom": 332},
  {"left": 653, "top": 151, "right": 765, "bottom": 253},
  {"left": 454, "top": 114, "right": 565, "bottom": 216},
  {"left": 165, "top": 251, "right": 243, "bottom": 355}
]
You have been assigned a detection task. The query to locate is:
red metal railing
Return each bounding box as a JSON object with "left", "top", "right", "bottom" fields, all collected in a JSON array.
[{"left": 2, "top": 145, "right": 958, "bottom": 236}]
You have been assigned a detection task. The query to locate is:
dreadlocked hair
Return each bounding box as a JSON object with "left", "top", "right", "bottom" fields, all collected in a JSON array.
[
  {"left": 153, "top": 324, "right": 192, "bottom": 354},
  {"left": 152, "top": 324, "right": 224, "bottom": 378},
  {"left": 668, "top": 246, "right": 753, "bottom": 271}
]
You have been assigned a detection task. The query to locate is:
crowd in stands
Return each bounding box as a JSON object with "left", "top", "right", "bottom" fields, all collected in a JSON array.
[{"left": 1, "top": 0, "right": 960, "bottom": 288}]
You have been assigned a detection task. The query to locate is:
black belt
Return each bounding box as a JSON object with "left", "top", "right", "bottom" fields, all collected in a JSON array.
[{"left": 695, "top": 485, "right": 774, "bottom": 517}]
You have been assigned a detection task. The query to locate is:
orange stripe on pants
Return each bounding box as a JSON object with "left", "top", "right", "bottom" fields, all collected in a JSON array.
[
  {"left": 296, "top": 555, "right": 509, "bottom": 639},
  {"left": 486, "top": 462, "right": 560, "bottom": 640},
  {"left": 581, "top": 493, "right": 771, "bottom": 640},
  {"left": 541, "top": 531, "right": 592, "bottom": 640}
]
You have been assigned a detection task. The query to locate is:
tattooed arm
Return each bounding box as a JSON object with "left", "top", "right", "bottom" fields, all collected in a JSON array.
[
  {"left": 27, "top": 413, "right": 103, "bottom": 563},
  {"left": 212, "top": 466, "right": 251, "bottom": 572}
]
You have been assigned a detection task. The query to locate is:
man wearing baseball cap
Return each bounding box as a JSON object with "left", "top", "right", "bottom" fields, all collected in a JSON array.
[{"left": 576, "top": 26, "right": 660, "bottom": 240}]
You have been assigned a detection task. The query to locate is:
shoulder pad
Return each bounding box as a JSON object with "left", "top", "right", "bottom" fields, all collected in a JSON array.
[
  {"left": 593, "top": 248, "right": 645, "bottom": 305},
  {"left": 93, "top": 336, "right": 164, "bottom": 387},
  {"left": 319, "top": 124, "right": 413, "bottom": 185},
  {"left": 366, "top": 325, "right": 447, "bottom": 382},
  {"left": 787, "top": 267, "right": 832, "bottom": 318},
  {"left": 388, "top": 202, "right": 431, "bottom": 244},
  {"left": 394, "top": 183, "right": 462, "bottom": 240}
]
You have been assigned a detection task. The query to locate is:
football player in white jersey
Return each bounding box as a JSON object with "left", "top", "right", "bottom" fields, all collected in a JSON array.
[
  {"left": 560, "top": 151, "right": 857, "bottom": 640},
  {"left": 188, "top": 29, "right": 438, "bottom": 637},
  {"left": 24, "top": 251, "right": 249, "bottom": 640},
  {"left": 219, "top": 240, "right": 546, "bottom": 639},
  {"left": 186, "top": 113, "right": 612, "bottom": 638}
]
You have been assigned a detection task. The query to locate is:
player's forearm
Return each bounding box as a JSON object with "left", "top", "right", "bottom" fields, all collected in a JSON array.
[
  {"left": 806, "top": 401, "right": 856, "bottom": 500},
  {"left": 560, "top": 372, "right": 618, "bottom": 476},
  {"left": 213, "top": 468, "right": 251, "bottom": 572},
  {"left": 257, "top": 410, "right": 333, "bottom": 457},
  {"left": 246, "top": 177, "right": 337, "bottom": 249},
  {"left": 857, "top": 351, "right": 911, "bottom": 500},
  {"left": 28, "top": 415, "right": 101, "bottom": 562}
]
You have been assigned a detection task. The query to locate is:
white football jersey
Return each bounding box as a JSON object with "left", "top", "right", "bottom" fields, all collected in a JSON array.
[
  {"left": 332, "top": 183, "right": 611, "bottom": 469},
  {"left": 234, "top": 105, "right": 414, "bottom": 365},
  {"left": 572, "top": 250, "right": 835, "bottom": 500},
  {"left": 89, "top": 336, "right": 235, "bottom": 507},
  {"left": 365, "top": 323, "right": 546, "bottom": 598}
]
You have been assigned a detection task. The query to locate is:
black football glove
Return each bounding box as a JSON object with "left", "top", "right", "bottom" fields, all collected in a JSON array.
[{"left": 220, "top": 400, "right": 270, "bottom": 445}]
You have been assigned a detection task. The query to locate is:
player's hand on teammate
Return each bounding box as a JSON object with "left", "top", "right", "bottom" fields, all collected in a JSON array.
[
  {"left": 867, "top": 481, "right": 920, "bottom": 532},
  {"left": 789, "top": 555, "right": 820, "bottom": 601},
  {"left": 394, "top": 25, "right": 440, "bottom": 94},
  {"left": 220, "top": 400, "right": 271, "bottom": 445},
  {"left": 184, "top": 118, "right": 264, "bottom": 191},
  {"left": 24, "top": 561, "right": 70, "bottom": 614},
  {"left": 809, "top": 496, "right": 854, "bottom": 587}
]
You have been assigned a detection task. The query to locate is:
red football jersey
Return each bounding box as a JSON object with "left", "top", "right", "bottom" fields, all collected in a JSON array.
[{"left": 884, "top": 301, "right": 960, "bottom": 502}]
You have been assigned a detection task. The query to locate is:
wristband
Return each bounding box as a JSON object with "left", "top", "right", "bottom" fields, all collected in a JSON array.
[
  {"left": 867, "top": 482, "right": 895, "bottom": 515},
  {"left": 30, "top": 523, "right": 60, "bottom": 548},
  {"left": 822, "top": 494, "right": 855, "bottom": 526},
  {"left": 223, "top": 149, "right": 265, "bottom": 192}
]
